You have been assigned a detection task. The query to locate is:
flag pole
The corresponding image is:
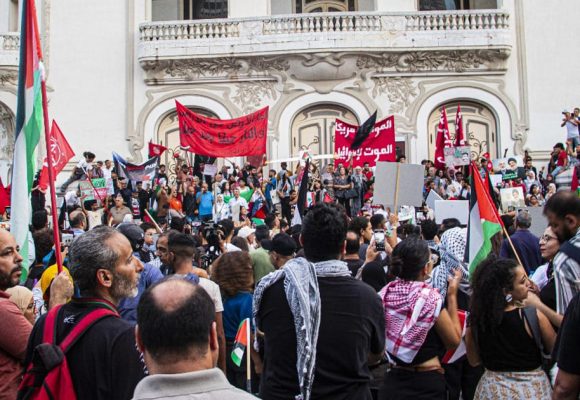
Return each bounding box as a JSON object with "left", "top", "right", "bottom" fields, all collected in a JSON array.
[
  {"left": 246, "top": 318, "right": 251, "bottom": 393},
  {"left": 40, "top": 82, "right": 63, "bottom": 273}
]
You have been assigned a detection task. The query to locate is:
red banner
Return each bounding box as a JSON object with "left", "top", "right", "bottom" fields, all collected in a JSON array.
[
  {"left": 334, "top": 116, "right": 395, "bottom": 167},
  {"left": 176, "top": 101, "right": 268, "bottom": 157},
  {"left": 38, "top": 121, "right": 75, "bottom": 190},
  {"left": 434, "top": 106, "right": 452, "bottom": 170}
]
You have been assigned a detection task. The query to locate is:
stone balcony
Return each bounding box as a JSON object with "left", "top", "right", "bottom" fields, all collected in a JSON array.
[{"left": 138, "top": 10, "right": 511, "bottom": 84}]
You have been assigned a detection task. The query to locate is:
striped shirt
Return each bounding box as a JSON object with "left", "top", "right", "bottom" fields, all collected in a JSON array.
[{"left": 552, "top": 228, "right": 580, "bottom": 314}]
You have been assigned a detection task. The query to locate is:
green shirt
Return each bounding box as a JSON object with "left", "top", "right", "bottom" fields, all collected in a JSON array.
[{"left": 251, "top": 247, "right": 275, "bottom": 284}]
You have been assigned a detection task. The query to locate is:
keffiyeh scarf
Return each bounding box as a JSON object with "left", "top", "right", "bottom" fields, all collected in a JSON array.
[
  {"left": 430, "top": 227, "right": 470, "bottom": 298},
  {"left": 253, "top": 257, "right": 351, "bottom": 400},
  {"left": 381, "top": 279, "right": 443, "bottom": 363}
]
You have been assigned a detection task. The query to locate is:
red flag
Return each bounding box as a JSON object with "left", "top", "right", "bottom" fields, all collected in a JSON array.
[
  {"left": 148, "top": 141, "right": 168, "bottom": 158},
  {"left": 572, "top": 166, "right": 579, "bottom": 192},
  {"left": 176, "top": 101, "right": 268, "bottom": 157},
  {"left": 454, "top": 104, "right": 466, "bottom": 146},
  {"left": 0, "top": 178, "right": 9, "bottom": 214},
  {"left": 434, "top": 106, "right": 452, "bottom": 169},
  {"left": 38, "top": 121, "right": 75, "bottom": 190}
]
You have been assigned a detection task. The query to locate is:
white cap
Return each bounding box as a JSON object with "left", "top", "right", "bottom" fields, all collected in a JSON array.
[{"left": 237, "top": 226, "right": 255, "bottom": 239}]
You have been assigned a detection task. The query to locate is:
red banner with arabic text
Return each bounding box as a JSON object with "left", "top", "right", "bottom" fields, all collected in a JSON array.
[
  {"left": 176, "top": 101, "right": 268, "bottom": 157},
  {"left": 334, "top": 116, "right": 395, "bottom": 167}
]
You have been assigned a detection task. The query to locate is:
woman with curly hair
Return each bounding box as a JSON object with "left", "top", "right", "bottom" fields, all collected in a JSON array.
[
  {"left": 465, "top": 256, "right": 556, "bottom": 399},
  {"left": 379, "top": 237, "right": 462, "bottom": 399},
  {"left": 211, "top": 251, "right": 261, "bottom": 392}
]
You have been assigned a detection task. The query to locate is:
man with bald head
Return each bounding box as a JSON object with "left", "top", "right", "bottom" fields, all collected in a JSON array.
[{"left": 133, "top": 279, "right": 256, "bottom": 399}]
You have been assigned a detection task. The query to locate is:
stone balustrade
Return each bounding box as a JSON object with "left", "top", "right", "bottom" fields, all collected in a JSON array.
[{"left": 138, "top": 10, "right": 511, "bottom": 61}]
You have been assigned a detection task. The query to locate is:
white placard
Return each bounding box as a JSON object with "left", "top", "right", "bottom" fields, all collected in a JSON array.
[
  {"left": 374, "top": 162, "right": 424, "bottom": 207},
  {"left": 434, "top": 200, "right": 469, "bottom": 224},
  {"left": 203, "top": 164, "right": 218, "bottom": 176},
  {"left": 426, "top": 189, "right": 443, "bottom": 210}
]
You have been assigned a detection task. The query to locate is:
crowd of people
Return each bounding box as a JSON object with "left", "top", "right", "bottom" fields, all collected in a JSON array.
[{"left": 1, "top": 143, "right": 580, "bottom": 400}]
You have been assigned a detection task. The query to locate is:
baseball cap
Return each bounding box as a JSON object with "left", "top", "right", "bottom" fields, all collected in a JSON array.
[
  {"left": 116, "top": 223, "right": 144, "bottom": 252},
  {"left": 261, "top": 233, "right": 297, "bottom": 256},
  {"left": 237, "top": 226, "right": 256, "bottom": 239}
]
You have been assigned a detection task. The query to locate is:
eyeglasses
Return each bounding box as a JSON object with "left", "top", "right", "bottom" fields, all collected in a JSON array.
[{"left": 539, "top": 235, "right": 557, "bottom": 243}]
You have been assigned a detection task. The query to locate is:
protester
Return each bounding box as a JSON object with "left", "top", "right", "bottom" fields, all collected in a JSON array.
[
  {"left": 499, "top": 210, "right": 542, "bottom": 273},
  {"left": 20, "top": 227, "right": 146, "bottom": 400},
  {"left": 109, "top": 194, "right": 132, "bottom": 226},
  {"left": 261, "top": 232, "right": 296, "bottom": 269},
  {"left": 211, "top": 252, "right": 260, "bottom": 392},
  {"left": 466, "top": 256, "right": 555, "bottom": 399},
  {"left": 543, "top": 191, "right": 580, "bottom": 314},
  {"left": 254, "top": 203, "right": 385, "bottom": 400},
  {"left": 552, "top": 292, "right": 580, "bottom": 399},
  {"left": 250, "top": 225, "right": 275, "bottom": 283},
  {"left": 133, "top": 279, "right": 257, "bottom": 400},
  {"left": 5, "top": 286, "right": 35, "bottom": 324},
  {"left": 379, "top": 237, "right": 462, "bottom": 400},
  {"left": 343, "top": 231, "right": 363, "bottom": 277},
  {"left": 60, "top": 151, "right": 96, "bottom": 193}
]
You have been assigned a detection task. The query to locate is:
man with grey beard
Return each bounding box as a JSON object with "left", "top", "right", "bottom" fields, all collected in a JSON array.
[{"left": 20, "top": 226, "right": 146, "bottom": 400}]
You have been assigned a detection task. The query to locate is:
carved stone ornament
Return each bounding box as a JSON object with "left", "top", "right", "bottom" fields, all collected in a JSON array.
[
  {"left": 141, "top": 56, "right": 290, "bottom": 84},
  {"left": 372, "top": 77, "right": 418, "bottom": 114},
  {"left": 231, "top": 80, "right": 278, "bottom": 114},
  {"left": 357, "top": 49, "right": 510, "bottom": 74},
  {"left": 0, "top": 104, "right": 15, "bottom": 161},
  {"left": 0, "top": 70, "right": 18, "bottom": 87}
]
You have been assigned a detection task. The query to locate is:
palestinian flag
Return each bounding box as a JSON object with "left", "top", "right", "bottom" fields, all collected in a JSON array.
[
  {"left": 231, "top": 318, "right": 250, "bottom": 367},
  {"left": 465, "top": 162, "right": 503, "bottom": 274},
  {"left": 442, "top": 310, "right": 467, "bottom": 364},
  {"left": 11, "top": 0, "right": 44, "bottom": 278},
  {"left": 224, "top": 189, "right": 254, "bottom": 204}
]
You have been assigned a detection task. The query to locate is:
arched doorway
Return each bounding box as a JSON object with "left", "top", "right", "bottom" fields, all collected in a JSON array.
[
  {"left": 427, "top": 101, "right": 498, "bottom": 162},
  {"left": 156, "top": 107, "right": 218, "bottom": 180},
  {"left": 0, "top": 102, "right": 15, "bottom": 184},
  {"left": 290, "top": 104, "right": 358, "bottom": 167}
]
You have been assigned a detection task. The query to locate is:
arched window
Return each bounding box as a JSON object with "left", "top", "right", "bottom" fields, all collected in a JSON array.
[
  {"left": 419, "top": 0, "right": 497, "bottom": 11},
  {"left": 295, "top": 0, "right": 356, "bottom": 13}
]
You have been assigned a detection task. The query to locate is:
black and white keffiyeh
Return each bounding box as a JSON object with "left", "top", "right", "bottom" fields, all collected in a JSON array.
[
  {"left": 429, "top": 227, "right": 470, "bottom": 298},
  {"left": 253, "top": 257, "right": 350, "bottom": 400}
]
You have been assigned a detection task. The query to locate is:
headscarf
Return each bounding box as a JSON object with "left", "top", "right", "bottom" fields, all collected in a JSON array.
[
  {"left": 429, "top": 227, "right": 470, "bottom": 298},
  {"left": 6, "top": 285, "right": 34, "bottom": 315},
  {"left": 253, "top": 257, "right": 350, "bottom": 400}
]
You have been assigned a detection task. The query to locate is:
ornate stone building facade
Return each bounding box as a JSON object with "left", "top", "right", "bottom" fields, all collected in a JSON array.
[{"left": 0, "top": 0, "right": 579, "bottom": 182}]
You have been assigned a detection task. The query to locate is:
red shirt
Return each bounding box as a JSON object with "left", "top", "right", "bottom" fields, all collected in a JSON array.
[
  {"left": 557, "top": 150, "right": 568, "bottom": 167},
  {"left": 0, "top": 291, "right": 32, "bottom": 399}
]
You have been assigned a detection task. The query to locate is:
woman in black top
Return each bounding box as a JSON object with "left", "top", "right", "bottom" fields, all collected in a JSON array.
[{"left": 466, "top": 256, "right": 556, "bottom": 399}]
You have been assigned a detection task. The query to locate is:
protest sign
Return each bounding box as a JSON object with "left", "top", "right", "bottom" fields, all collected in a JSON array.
[
  {"left": 489, "top": 174, "right": 503, "bottom": 188},
  {"left": 203, "top": 163, "right": 218, "bottom": 176},
  {"left": 492, "top": 156, "right": 524, "bottom": 181},
  {"left": 443, "top": 146, "right": 471, "bottom": 167},
  {"left": 374, "top": 162, "right": 424, "bottom": 208},
  {"left": 79, "top": 178, "right": 108, "bottom": 204},
  {"left": 176, "top": 101, "right": 268, "bottom": 157},
  {"left": 425, "top": 189, "right": 443, "bottom": 210},
  {"left": 334, "top": 116, "right": 395, "bottom": 167},
  {"left": 500, "top": 187, "right": 526, "bottom": 212},
  {"left": 517, "top": 207, "right": 548, "bottom": 238},
  {"left": 435, "top": 200, "right": 469, "bottom": 224}
]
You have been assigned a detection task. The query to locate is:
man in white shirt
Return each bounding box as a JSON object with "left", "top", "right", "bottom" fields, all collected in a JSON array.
[{"left": 228, "top": 188, "right": 248, "bottom": 223}]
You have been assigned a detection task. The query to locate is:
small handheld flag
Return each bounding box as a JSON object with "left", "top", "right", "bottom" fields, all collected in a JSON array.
[{"left": 231, "top": 318, "right": 250, "bottom": 367}]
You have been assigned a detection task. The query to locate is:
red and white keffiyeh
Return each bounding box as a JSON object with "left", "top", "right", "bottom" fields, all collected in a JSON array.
[{"left": 381, "top": 279, "right": 443, "bottom": 363}]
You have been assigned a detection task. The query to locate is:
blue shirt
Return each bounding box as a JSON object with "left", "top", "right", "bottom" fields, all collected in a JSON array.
[
  {"left": 196, "top": 191, "right": 214, "bottom": 216},
  {"left": 118, "top": 262, "right": 164, "bottom": 323},
  {"left": 500, "top": 229, "right": 543, "bottom": 273},
  {"left": 223, "top": 292, "right": 253, "bottom": 341},
  {"left": 265, "top": 177, "right": 277, "bottom": 200}
]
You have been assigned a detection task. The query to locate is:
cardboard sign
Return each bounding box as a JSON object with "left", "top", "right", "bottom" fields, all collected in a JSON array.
[
  {"left": 489, "top": 174, "right": 503, "bottom": 188},
  {"left": 203, "top": 163, "right": 218, "bottom": 176},
  {"left": 434, "top": 200, "right": 469, "bottom": 224},
  {"left": 500, "top": 187, "right": 526, "bottom": 212},
  {"left": 373, "top": 162, "right": 424, "bottom": 207},
  {"left": 425, "top": 189, "right": 443, "bottom": 210},
  {"left": 79, "top": 178, "right": 108, "bottom": 204},
  {"left": 444, "top": 146, "right": 471, "bottom": 167}
]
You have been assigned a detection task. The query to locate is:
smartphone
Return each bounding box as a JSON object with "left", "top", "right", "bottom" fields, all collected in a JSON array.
[
  {"left": 62, "top": 233, "right": 74, "bottom": 248},
  {"left": 373, "top": 229, "right": 386, "bottom": 252}
]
